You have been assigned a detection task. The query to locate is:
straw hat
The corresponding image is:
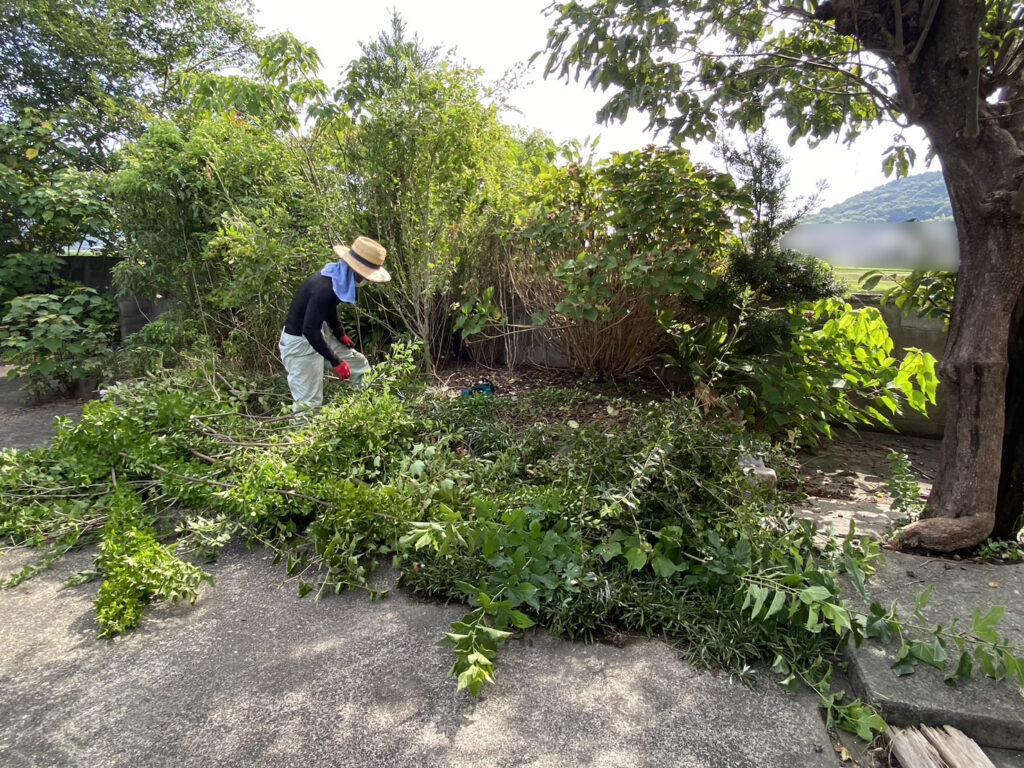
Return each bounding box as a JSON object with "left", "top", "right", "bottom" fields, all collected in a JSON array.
[{"left": 333, "top": 236, "right": 390, "bottom": 283}]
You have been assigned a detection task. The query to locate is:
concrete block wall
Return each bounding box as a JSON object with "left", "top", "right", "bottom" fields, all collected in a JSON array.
[
  {"left": 61, "top": 255, "right": 121, "bottom": 293},
  {"left": 60, "top": 256, "right": 176, "bottom": 342},
  {"left": 117, "top": 297, "right": 178, "bottom": 340}
]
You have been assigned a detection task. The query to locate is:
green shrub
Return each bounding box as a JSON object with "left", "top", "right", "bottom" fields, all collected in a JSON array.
[
  {"left": 328, "top": 15, "right": 531, "bottom": 369},
  {"left": 113, "top": 316, "right": 208, "bottom": 377},
  {"left": 516, "top": 145, "right": 743, "bottom": 376},
  {"left": 1, "top": 287, "right": 117, "bottom": 397},
  {"left": 111, "top": 116, "right": 325, "bottom": 367},
  {"left": 661, "top": 298, "right": 940, "bottom": 445},
  {"left": 860, "top": 269, "right": 955, "bottom": 330},
  {"left": 0, "top": 252, "right": 66, "bottom": 311},
  {"left": 724, "top": 244, "right": 842, "bottom": 308}
]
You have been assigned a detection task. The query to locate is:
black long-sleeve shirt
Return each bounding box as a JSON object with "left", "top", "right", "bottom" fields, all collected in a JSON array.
[{"left": 284, "top": 274, "right": 345, "bottom": 366}]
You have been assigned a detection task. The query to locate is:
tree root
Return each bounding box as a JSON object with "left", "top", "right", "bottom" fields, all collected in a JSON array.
[{"left": 895, "top": 513, "right": 995, "bottom": 553}]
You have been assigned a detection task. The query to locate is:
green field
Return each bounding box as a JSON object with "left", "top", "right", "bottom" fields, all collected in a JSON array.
[{"left": 833, "top": 267, "right": 912, "bottom": 293}]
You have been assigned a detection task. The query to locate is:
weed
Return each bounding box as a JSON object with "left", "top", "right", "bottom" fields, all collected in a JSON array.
[
  {"left": 976, "top": 539, "right": 1024, "bottom": 564},
  {"left": 887, "top": 450, "right": 926, "bottom": 525}
]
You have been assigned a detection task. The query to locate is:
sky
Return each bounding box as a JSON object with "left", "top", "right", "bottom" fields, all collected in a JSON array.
[{"left": 250, "top": 0, "right": 932, "bottom": 211}]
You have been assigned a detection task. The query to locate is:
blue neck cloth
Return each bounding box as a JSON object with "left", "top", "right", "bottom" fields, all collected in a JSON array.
[{"left": 321, "top": 259, "right": 357, "bottom": 305}]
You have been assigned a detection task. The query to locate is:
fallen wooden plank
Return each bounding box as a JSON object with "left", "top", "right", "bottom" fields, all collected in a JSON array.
[
  {"left": 920, "top": 724, "right": 997, "bottom": 768},
  {"left": 888, "top": 726, "right": 948, "bottom": 768}
]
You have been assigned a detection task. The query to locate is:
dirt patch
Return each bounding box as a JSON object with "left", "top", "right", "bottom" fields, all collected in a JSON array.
[
  {"left": 430, "top": 362, "right": 666, "bottom": 400},
  {"left": 794, "top": 429, "right": 940, "bottom": 540},
  {"left": 429, "top": 362, "right": 663, "bottom": 435}
]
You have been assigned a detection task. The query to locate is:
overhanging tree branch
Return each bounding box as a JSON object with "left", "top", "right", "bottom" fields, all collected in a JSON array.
[{"left": 908, "top": 0, "right": 941, "bottom": 64}]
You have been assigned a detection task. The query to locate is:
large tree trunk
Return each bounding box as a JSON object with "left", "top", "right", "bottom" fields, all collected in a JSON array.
[
  {"left": 995, "top": 294, "right": 1024, "bottom": 540},
  {"left": 856, "top": 0, "right": 1024, "bottom": 552},
  {"left": 898, "top": 168, "right": 1024, "bottom": 552}
]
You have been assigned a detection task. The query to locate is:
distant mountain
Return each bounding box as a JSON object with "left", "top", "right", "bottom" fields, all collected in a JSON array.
[{"left": 805, "top": 171, "right": 952, "bottom": 224}]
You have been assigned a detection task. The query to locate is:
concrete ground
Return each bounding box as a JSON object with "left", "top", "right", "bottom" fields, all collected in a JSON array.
[
  {"left": 0, "top": 545, "right": 838, "bottom": 768},
  {"left": 1, "top": 372, "right": 1022, "bottom": 767},
  {"left": 0, "top": 365, "right": 87, "bottom": 450},
  {"left": 844, "top": 550, "right": 1024, "bottom": 760}
]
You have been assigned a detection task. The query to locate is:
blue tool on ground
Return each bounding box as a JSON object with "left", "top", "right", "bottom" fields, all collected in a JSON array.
[{"left": 461, "top": 379, "right": 496, "bottom": 397}]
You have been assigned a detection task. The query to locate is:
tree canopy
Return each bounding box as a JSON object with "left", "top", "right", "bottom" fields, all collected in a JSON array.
[
  {"left": 0, "top": 0, "right": 259, "bottom": 167},
  {"left": 543, "top": 2, "right": 1023, "bottom": 173}
]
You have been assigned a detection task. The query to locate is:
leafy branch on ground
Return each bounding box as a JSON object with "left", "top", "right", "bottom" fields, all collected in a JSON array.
[{"left": 3, "top": 342, "right": 1014, "bottom": 744}]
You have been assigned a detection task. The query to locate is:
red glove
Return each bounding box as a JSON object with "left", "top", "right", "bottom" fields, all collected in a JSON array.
[
  {"left": 337, "top": 333, "right": 355, "bottom": 348},
  {"left": 334, "top": 361, "right": 351, "bottom": 381}
]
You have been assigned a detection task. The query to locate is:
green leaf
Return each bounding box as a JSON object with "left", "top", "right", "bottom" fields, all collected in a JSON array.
[
  {"left": 764, "top": 590, "right": 786, "bottom": 620},
  {"left": 509, "top": 610, "right": 535, "bottom": 629},
  {"left": 859, "top": 272, "right": 883, "bottom": 291},
  {"left": 806, "top": 605, "right": 820, "bottom": 632},
  {"left": 913, "top": 584, "right": 934, "bottom": 620},
  {"left": 835, "top": 700, "right": 887, "bottom": 741},
  {"left": 842, "top": 552, "right": 869, "bottom": 602},
  {"left": 595, "top": 540, "right": 623, "bottom": 561},
  {"left": 972, "top": 605, "right": 1004, "bottom": 644},
  {"left": 624, "top": 547, "right": 647, "bottom": 572},
  {"left": 891, "top": 658, "right": 917, "bottom": 676},
  {"left": 506, "top": 582, "right": 538, "bottom": 606},
  {"left": 944, "top": 651, "right": 973, "bottom": 686},
  {"left": 651, "top": 555, "right": 677, "bottom": 578},
  {"left": 799, "top": 585, "right": 832, "bottom": 604},
  {"left": 749, "top": 585, "right": 769, "bottom": 619},
  {"left": 909, "top": 638, "right": 948, "bottom": 669}
]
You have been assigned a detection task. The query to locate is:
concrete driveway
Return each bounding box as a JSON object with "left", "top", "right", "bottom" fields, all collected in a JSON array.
[{"left": 0, "top": 544, "right": 838, "bottom": 768}]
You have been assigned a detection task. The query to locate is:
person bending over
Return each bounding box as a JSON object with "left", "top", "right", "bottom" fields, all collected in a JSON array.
[{"left": 278, "top": 236, "right": 390, "bottom": 413}]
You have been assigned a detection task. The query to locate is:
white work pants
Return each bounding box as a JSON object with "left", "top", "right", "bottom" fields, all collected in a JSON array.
[{"left": 278, "top": 325, "right": 370, "bottom": 413}]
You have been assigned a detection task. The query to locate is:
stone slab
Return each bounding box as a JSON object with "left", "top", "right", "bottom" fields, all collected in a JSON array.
[
  {"left": 990, "top": 748, "right": 1024, "bottom": 768},
  {"left": 0, "top": 545, "right": 840, "bottom": 768},
  {"left": 845, "top": 551, "right": 1024, "bottom": 750}
]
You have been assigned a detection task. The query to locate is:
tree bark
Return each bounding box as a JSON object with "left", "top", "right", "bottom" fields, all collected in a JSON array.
[
  {"left": 898, "top": 169, "right": 1024, "bottom": 552},
  {"left": 995, "top": 292, "right": 1024, "bottom": 539},
  {"left": 850, "top": 0, "right": 1024, "bottom": 552}
]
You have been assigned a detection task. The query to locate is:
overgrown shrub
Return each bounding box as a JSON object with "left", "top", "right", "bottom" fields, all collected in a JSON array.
[
  {"left": 514, "top": 145, "right": 743, "bottom": 376},
  {"left": 1, "top": 287, "right": 117, "bottom": 397},
  {"left": 661, "top": 298, "right": 939, "bottom": 445},
  {"left": 696, "top": 130, "right": 842, "bottom": 356},
  {"left": 111, "top": 116, "right": 326, "bottom": 368},
  {"left": 112, "top": 316, "right": 209, "bottom": 377},
  {"left": 0, "top": 252, "right": 66, "bottom": 312},
  {"left": 717, "top": 243, "right": 842, "bottom": 324},
  {"left": 321, "top": 15, "right": 536, "bottom": 369}
]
